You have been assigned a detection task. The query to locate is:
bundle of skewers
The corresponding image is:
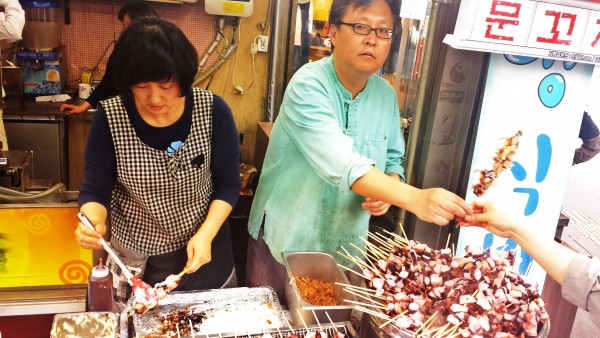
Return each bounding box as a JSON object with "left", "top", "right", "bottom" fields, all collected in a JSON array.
[{"left": 336, "top": 229, "right": 549, "bottom": 338}]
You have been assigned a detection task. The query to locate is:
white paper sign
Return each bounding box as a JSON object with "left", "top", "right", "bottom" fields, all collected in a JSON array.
[{"left": 400, "top": 0, "right": 428, "bottom": 20}]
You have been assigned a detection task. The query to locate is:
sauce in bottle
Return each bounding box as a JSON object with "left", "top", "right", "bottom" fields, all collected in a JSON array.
[{"left": 87, "top": 258, "right": 114, "bottom": 311}]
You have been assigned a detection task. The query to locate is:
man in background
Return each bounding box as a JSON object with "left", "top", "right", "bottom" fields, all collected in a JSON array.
[
  {"left": 573, "top": 111, "right": 600, "bottom": 165},
  {"left": 0, "top": 0, "right": 25, "bottom": 150}
]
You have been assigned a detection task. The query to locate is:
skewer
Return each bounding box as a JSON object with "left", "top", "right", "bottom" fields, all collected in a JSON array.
[
  {"left": 366, "top": 232, "right": 394, "bottom": 252},
  {"left": 413, "top": 311, "right": 439, "bottom": 335},
  {"left": 344, "top": 288, "right": 387, "bottom": 306},
  {"left": 349, "top": 242, "right": 381, "bottom": 268},
  {"left": 359, "top": 236, "right": 388, "bottom": 259},
  {"left": 339, "top": 246, "right": 380, "bottom": 277},
  {"left": 296, "top": 309, "right": 309, "bottom": 331},
  {"left": 189, "top": 318, "right": 195, "bottom": 338},
  {"left": 335, "top": 281, "right": 375, "bottom": 293},
  {"left": 311, "top": 309, "right": 322, "bottom": 331},
  {"left": 343, "top": 298, "right": 387, "bottom": 309},
  {"left": 445, "top": 232, "right": 452, "bottom": 249},
  {"left": 336, "top": 250, "right": 371, "bottom": 273},
  {"left": 325, "top": 311, "right": 340, "bottom": 334},
  {"left": 176, "top": 323, "right": 181, "bottom": 338},
  {"left": 285, "top": 316, "right": 296, "bottom": 334},
  {"left": 382, "top": 228, "right": 409, "bottom": 245},
  {"left": 347, "top": 243, "right": 382, "bottom": 276},
  {"left": 178, "top": 268, "right": 189, "bottom": 277},
  {"left": 343, "top": 286, "right": 386, "bottom": 302},
  {"left": 353, "top": 305, "right": 391, "bottom": 320},
  {"left": 377, "top": 310, "right": 408, "bottom": 328},
  {"left": 336, "top": 263, "right": 369, "bottom": 279}
]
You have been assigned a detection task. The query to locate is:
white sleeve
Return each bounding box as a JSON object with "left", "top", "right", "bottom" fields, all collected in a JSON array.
[{"left": 0, "top": 0, "right": 25, "bottom": 41}]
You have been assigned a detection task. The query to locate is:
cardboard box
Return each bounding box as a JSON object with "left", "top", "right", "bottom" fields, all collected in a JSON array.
[{"left": 21, "top": 59, "right": 62, "bottom": 95}]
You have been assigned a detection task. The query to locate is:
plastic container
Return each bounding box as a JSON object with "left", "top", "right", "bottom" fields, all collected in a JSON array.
[{"left": 87, "top": 259, "right": 114, "bottom": 312}]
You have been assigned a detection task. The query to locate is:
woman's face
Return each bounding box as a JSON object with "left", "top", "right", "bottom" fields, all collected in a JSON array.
[{"left": 131, "top": 80, "right": 184, "bottom": 120}]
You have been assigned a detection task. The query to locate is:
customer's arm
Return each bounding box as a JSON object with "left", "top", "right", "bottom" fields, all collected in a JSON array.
[
  {"left": 460, "top": 201, "right": 580, "bottom": 284},
  {"left": 0, "top": 0, "right": 24, "bottom": 41}
]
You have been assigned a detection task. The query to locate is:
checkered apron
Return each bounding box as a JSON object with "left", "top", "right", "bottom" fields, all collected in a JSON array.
[{"left": 101, "top": 88, "right": 230, "bottom": 305}]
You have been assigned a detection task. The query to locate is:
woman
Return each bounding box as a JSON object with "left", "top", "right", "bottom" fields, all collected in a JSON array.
[
  {"left": 59, "top": 0, "right": 159, "bottom": 115},
  {"left": 74, "top": 18, "right": 241, "bottom": 307}
]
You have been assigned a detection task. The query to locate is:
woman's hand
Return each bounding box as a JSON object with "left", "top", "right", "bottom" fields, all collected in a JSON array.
[
  {"left": 362, "top": 197, "right": 391, "bottom": 216},
  {"left": 410, "top": 188, "right": 472, "bottom": 226},
  {"left": 184, "top": 232, "right": 213, "bottom": 273},
  {"left": 60, "top": 102, "right": 91, "bottom": 114},
  {"left": 74, "top": 219, "right": 106, "bottom": 250},
  {"left": 457, "top": 201, "right": 520, "bottom": 239}
]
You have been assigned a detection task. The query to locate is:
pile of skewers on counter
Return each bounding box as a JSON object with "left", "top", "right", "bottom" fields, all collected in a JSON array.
[{"left": 336, "top": 229, "right": 549, "bottom": 337}]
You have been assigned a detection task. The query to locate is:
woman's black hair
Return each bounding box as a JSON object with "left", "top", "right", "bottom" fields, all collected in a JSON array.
[
  {"left": 328, "top": 0, "right": 400, "bottom": 52},
  {"left": 111, "top": 17, "right": 199, "bottom": 97},
  {"left": 118, "top": 0, "right": 159, "bottom": 22}
]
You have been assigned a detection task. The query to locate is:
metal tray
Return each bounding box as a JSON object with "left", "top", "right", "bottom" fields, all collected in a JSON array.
[
  {"left": 129, "top": 287, "right": 288, "bottom": 337},
  {"left": 50, "top": 311, "right": 119, "bottom": 338}
]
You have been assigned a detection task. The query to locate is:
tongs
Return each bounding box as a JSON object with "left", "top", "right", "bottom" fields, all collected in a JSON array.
[{"left": 77, "top": 212, "right": 157, "bottom": 297}]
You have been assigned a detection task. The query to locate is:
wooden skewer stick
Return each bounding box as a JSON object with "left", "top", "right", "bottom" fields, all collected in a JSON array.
[
  {"left": 189, "top": 319, "right": 196, "bottom": 338},
  {"left": 335, "top": 281, "right": 375, "bottom": 293},
  {"left": 365, "top": 233, "right": 393, "bottom": 252},
  {"left": 343, "top": 288, "right": 387, "bottom": 305},
  {"left": 449, "top": 327, "right": 469, "bottom": 338},
  {"left": 383, "top": 227, "right": 409, "bottom": 244},
  {"left": 344, "top": 298, "right": 387, "bottom": 310},
  {"left": 178, "top": 268, "right": 189, "bottom": 278},
  {"left": 311, "top": 309, "right": 322, "bottom": 331},
  {"left": 371, "top": 231, "right": 399, "bottom": 249},
  {"left": 445, "top": 232, "right": 452, "bottom": 250},
  {"left": 360, "top": 236, "right": 389, "bottom": 259},
  {"left": 340, "top": 245, "right": 373, "bottom": 272},
  {"left": 176, "top": 323, "right": 182, "bottom": 338},
  {"left": 296, "top": 309, "right": 309, "bottom": 331},
  {"left": 285, "top": 315, "right": 296, "bottom": 334},
  {"left": 336, "top": 250, "right": 372, "bottom": 273},
  {"left": 325, "top": 311, "right": 340, "bottom": 333},
  {"left": 377, "top": 310, "right": 408, "bottom": 328},
  {"left": 353, "top": 305, "right": 390, "bottom": 320},
  {"left": 349, "top": 242, "right": 381, "bottom": 267},
  {"left": 336, "top": 263, "right": 369, "bottom": 279},
  {"left": 357, "top": 237, "right": 385, "bottom": 259},
  {"left": 413, "top": 311, "right": 439, "bottom": 335},
  {"left": 348, "top": 243, "right": 383, "bottom": 275}
]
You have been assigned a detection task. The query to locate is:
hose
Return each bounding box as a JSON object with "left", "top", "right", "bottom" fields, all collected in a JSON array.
[{"left": 0, "top": 183, "right": 67, "bottom": 202}]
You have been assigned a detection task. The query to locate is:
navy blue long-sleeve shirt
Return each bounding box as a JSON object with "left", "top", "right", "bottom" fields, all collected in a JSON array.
[{"left": 78, "top": 91, "right": 241, "bottom": 210}]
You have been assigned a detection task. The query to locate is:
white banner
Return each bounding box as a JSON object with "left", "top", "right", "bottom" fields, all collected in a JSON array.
[{"left": 457, "top": 53, "right": 594, "bottom": 289}]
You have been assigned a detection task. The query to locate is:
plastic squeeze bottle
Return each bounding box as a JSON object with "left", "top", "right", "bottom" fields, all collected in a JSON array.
[{"left": 87, "top": 258, "right": 114, "bottom": 311}]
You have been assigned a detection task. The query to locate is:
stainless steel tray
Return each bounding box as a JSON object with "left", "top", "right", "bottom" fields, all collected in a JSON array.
[
  {"left": 130, "top": 287, "right": 288, "bottom": 337},
  {"left": 51, "top": 311, "right": 119, "bottom": 338}
]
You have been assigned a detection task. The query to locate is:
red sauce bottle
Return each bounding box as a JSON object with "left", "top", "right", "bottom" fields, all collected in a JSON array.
[{"left": 87, "top": 258, "right": 114, "bottom": 311}]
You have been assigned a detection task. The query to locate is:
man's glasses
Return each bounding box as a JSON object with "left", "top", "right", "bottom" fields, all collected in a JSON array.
[{"left": 337, "top": 22, "right": 393, "bottom": 39}]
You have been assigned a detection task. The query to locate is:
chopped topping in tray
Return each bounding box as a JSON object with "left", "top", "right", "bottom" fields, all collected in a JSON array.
[{"left": 292, "top": 276, "right": 339, "bottom": 306}]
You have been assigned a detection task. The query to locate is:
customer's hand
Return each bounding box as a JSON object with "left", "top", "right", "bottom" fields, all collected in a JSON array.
[
  {"left": 410, "top": 188, "right": 472, "bottom": 226},
  {"left": 458, "top": 201, "right": 520, "bottom": 239},
  {"left": 362, "top": 197, "right": 391, "bottom": 216}
]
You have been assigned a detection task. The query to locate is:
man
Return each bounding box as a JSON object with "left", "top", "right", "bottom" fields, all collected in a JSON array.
[
  {"left": 573, "top": 111, "right": 600, "bottom": 165},
  {"left": 0, "top": 0, "right": 25, "bottom": 150},
  {"left": 59, "top": 0, "right": 158, "bottom": 115},
  {"left": 246, "top": 0, "right": 471, "bottom": 303}
]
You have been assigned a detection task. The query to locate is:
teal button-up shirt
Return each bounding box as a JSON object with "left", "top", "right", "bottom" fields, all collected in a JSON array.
[{"left": 248, "top": 56, "right": 405, "bottom": 265}]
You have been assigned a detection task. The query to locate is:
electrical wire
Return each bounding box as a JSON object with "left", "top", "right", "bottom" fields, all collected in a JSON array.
[
  {"left": 257, "top": 0, "right": 272, "bottom": 36},
  {"left": 0, "top": 183, "right": 66, "bottom": 202},
  {"left": 231, "top": 18, "right": 255, "bottom": 94}
]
